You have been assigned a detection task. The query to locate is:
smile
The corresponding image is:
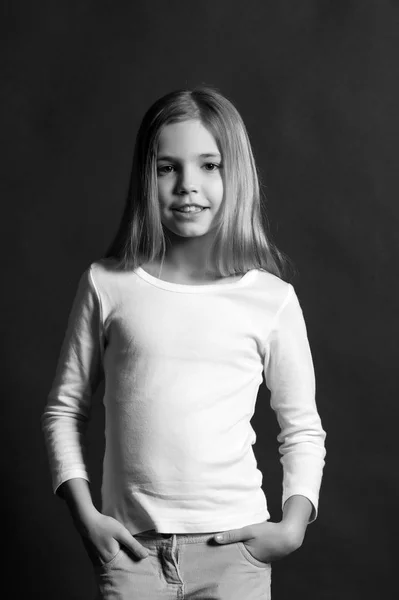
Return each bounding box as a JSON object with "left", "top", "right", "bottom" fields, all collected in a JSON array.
[
  {"left": 172, "top": 207, "right": 209, "bottom": 219},
  {"left": 172, "top": 206, "right": 208, "bottom": 213}
]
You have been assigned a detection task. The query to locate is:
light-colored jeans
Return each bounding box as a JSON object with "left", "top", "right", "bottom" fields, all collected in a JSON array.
[{"left": 94, "top": 529, "right": 271, "bottom": 599}]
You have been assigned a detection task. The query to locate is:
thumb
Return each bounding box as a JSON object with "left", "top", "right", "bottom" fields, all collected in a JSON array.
[
  {"left": 214, "top": 526, "right": 250, "bottom": 544},
  {"left": 117, "top": 527, "right": 149, "bottom": 559}
]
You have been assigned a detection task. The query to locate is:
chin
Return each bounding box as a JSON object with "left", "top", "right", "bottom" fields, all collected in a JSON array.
[
  {"left": 175, "top": 230, "right": 210, "bottom": 239},
  {"left": 163, "top": 224, "right": 212, "bottom": 238}
]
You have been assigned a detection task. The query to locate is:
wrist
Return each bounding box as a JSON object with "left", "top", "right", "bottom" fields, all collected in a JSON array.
[
  {"left": 280, "top": 495, "right": 313, "bottom": 548},
  {"left": 282, "top": 495, "right": 313, "bottom": 527},
  {"left": 59, "top": 478, "right": 99, "bottom": 530},
  {"left": 70, "top": 504, "right": 100, "bottom": 535},
  {"left": 280, "top": 518, "right": 307, "bottom": 549}
]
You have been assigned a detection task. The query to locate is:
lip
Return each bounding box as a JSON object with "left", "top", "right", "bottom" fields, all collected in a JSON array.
[
  {"left": 172, "top": 204, "right": 208, "bottom": 210},
  {"left": 172, "top": 207, "right": 209, "bottom": 219}
]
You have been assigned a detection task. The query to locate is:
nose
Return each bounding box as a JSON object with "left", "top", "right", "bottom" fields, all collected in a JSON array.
[{"left": 176, "top": 166, "right": 198, "bottom": 195}]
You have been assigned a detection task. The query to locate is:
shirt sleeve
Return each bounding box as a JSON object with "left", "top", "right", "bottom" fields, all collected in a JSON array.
[
  {"left": 41, "top": 265, "right": 105, "bottom": 495},
  {"left": 263, "top": 284, "right": 326, "bottom": 522}
]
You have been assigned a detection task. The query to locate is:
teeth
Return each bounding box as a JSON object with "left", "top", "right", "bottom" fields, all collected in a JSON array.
[{"left": 176, "top": 206, "right": 203, "bottom": 213}]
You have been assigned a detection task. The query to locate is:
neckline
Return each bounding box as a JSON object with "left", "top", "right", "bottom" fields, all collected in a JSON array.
[{"left": 135, "top": 266, "right": 257, "bottom": 293}]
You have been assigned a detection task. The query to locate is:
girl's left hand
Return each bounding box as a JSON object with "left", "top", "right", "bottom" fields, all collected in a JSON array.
[{"left": 214, "top": 520, "right": 304, "bottom": 563}]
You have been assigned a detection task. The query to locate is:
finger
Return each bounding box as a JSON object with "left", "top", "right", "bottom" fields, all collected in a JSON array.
[
  {"left": 117, "top": 529, "right": 149, "bottom": 559},
  {"left": 80, "top": 534, "right": 116, "bottom": 568},
  {"left": 214, "top": 525, "right": 253, "bottom": 544}
]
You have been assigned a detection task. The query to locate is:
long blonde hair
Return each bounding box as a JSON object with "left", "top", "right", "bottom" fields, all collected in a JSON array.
[{"left": 104, "top": 86, "right": 290, "bottom": 279}]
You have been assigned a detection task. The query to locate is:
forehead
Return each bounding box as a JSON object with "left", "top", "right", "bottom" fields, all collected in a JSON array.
[{"left": 157, "top": 119, "right": 219, "bottom": 156}]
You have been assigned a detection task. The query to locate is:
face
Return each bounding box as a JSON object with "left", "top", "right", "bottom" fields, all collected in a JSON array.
[{"left": 156, "top": 119, "right": 224, "bottom": 239}]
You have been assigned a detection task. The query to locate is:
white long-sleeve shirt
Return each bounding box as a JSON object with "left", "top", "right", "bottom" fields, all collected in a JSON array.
[{"left": 42, "top": 258, "right": 326, "bottom": 535}]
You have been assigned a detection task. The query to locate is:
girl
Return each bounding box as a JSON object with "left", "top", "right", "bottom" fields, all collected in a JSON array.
[{"left": 42, "top": 87, "right": 326, "bottom": 600}]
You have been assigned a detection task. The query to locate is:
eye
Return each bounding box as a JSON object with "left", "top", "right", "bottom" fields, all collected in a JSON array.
[
  {"left": 157, "top": 165, "right": 175, "bottom": 175},
  {"left": 203, "top": 162, "right": 222, "bottom": 172}
]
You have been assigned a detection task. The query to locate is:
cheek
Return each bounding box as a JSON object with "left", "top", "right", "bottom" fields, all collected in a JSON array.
[
  {"left": 209, "top": 178, "right": 224, "bottom": 203},
  {"left": 157, "top": 180, "right": 170, "bottom": 204}
]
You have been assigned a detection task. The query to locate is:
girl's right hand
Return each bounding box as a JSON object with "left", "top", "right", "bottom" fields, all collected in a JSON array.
[{"left": 76, "top": 510, "right": 149, "bottom": 567}]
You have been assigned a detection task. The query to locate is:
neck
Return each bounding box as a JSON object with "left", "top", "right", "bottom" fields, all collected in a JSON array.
[{"left": 160, "top": 229, "right": 217, "bottom": 279}]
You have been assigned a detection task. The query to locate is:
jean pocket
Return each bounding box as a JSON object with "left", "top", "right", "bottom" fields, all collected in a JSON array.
[
  {"left": 95, "top": 547, "right": 124, "bottom": 572},
  {"left": 236, "top": 542, "right": 271, "bottom": 569}
]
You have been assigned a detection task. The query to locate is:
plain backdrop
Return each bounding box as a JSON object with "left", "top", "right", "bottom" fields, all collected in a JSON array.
[{"left": 1, "top": 1, "right": 397, "bottom": 599}]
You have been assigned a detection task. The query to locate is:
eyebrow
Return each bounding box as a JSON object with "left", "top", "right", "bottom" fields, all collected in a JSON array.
[{"left": 157, "top": 152, "right": 222, "bottom": 161}]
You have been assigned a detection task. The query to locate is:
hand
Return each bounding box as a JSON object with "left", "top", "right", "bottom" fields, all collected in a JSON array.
[
  {"left": 73, "top": 509, "right": 149, "bottom": 567},
  {"left": 214, "top": 520, "right": 304, "bottom": 563}
]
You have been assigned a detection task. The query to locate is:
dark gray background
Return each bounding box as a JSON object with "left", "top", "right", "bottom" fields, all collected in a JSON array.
[{"left": 1, "top": 1, "right": 397, "bottom": 598}]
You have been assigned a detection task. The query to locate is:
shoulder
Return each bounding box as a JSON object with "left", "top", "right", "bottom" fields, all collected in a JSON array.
[
  {"left": 87, "top": 257, "right": 128, "bottom": 284},
  {"left": 248, "top": 270, "right": 309, "bottom": 328},
  {"left": 72, "top": 258, "right": 126, "bottom": 303},
  {"left": 86, "top": 257, "right": 144, "bottom": 302},
  {"left": 254, "top": 268, "right": 291, "bottom": 290},
  {"left": 89, "top": 257, "right": 122, "bottom": 274},
  {"left": 252, "top": 269, "right": 294, "bottom": 307}
]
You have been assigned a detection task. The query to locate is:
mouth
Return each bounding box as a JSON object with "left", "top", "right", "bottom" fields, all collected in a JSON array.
[
  {"left": 171, "top": 205, "right": 209, "bottom": 220},
  {"left": 172, "top": 205, "right": 209, "bottom": 214}
]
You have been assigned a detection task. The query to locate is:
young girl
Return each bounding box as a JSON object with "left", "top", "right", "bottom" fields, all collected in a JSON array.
[{"left": 42, "top": 86, "right": 326, "bottom": 600}]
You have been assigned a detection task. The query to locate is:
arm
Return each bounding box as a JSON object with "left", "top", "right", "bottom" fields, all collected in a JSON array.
[
  {"left": 281, "top": 494, "right": 313, "bottom": 546},
  {"left": 215, "top": 285, "right": 326, "bottom": 561},
  {"left": 41, "top": 266, "right": 104, "bottom": 498},
  {"left": 42, "top": 270, "right": 149, "bottom": 562},
  {"left": 57, "top": 477, "right": 99, "bottom": 533},
  {"left": 264, "top": 285, "right": 326, "bottom": 524}
]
